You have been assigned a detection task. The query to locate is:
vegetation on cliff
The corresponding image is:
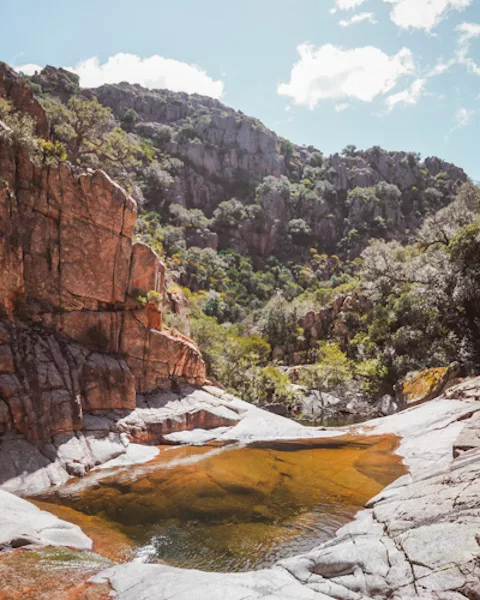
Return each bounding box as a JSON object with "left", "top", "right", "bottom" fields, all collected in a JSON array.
[{"left": 15, "top": 64, "right": 480, "bottom": 409}]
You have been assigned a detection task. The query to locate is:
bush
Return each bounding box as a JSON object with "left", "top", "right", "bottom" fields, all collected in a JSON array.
[
  {"left": 0, "top": 98, "right": 41, "bottom": 160},
  {"left": 154, "top": 125, "right": 173, "bottom": 146},
  {"left": 298, "top": 342, "right": 353, "bottom": 392},
  {"left": 142, "top": 162, "right": 173, "bottom": 206},
  {"left": 212, "top": 198, "right": 246, "bottom": 228},
  {"left": 121, "top": 108, "right": 138, "bottom": 133}
]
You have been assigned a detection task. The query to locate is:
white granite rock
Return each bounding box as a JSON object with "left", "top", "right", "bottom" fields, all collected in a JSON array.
[
  {"left": 0, "top": 489, "right": 92, "bottom": 550},
  {"left": 90, "top": 382, "right": 480, "bottom": 599}
]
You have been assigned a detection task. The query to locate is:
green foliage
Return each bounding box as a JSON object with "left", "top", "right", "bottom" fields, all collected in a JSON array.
[
  {"left": 137, "top": 290, "right": 163, "bottom": 305},
  {"left": 213, "top": 198, "right": 246, "bottom": 228},
  {"left": 308, "top": 151, "right": 324, "bottom": 167},
  {"left": 153, "top": 125, "right": 173, "bottom": 146},
  {"left": 141, "top": 162, "right": 173, "bottom": 207},
  {"left": 38, "top": 138, "right": 68, "bottom": 164},
  {"left": 342, "top": 144, "right": 358, "bottom": 157},
  {"left": 121, "top": 108, "right": 138, "bottom": 133},
  {"left": 42, "top": 96, "right": 112, "bottom": 162},
  {"left": 178, "top": 122, "right": 197, "bottom": 142},
  {"left": 170, "top": 204, "right": 212, "bottom": 231},
  {"left": 15, "top": 80, "right": 474, "bottom": 405},
  {"left": 283, "top": 139, "right": 294, "bottom": 158},
  {"left": 189, "top": 307, "right": 295, "bottom": 405},
  {"left": 257, "top": 294, "right": 303, "bottom": 350},
  {"left": 297, "top": 342, "right": 353, "bottom": 392},
  {"left": 0, "top": 98, "right": 41, "bottom": 159}
]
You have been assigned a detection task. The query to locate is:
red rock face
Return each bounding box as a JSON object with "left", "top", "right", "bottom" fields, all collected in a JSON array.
[
  {"left": 0, "top": 64, "right": 206, "bottom": 443},
  {"left": 0, "top": 62, "right": 49, "bottom": 138}
]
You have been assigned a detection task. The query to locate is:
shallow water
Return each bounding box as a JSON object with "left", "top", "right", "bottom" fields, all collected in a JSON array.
[{"left": 35, "top": 435, "right": 406, "bottom": 572}]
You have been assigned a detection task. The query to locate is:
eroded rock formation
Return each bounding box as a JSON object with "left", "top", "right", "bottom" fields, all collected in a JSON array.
[{"left": 0, "top": 63, "right": 206, "bottom": 453}]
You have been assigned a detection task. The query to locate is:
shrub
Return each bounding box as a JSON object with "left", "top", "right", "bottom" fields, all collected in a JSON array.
[
  {"left": 38, "top": 138, "right": 68, "bottom": 164},
  {"left": 298, "top": 342, "right": 353, "bottom": 392},
  {"left": 121, "top": 108, "right": 138, "bottom": 132}
]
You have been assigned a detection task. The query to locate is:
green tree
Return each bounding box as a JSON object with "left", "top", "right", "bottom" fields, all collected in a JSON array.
[{"left": 298, "top": 342, "right": 353, "bottom": 392}]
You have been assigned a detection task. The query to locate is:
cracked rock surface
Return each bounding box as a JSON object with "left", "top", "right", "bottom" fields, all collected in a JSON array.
[{"left": 91, "top": 382, "right": 480, "bottom": 599}]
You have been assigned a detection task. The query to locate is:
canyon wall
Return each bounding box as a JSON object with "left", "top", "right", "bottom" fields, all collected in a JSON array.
[{"left": 0, "top": 63, "right": 206, "bottom": 445}]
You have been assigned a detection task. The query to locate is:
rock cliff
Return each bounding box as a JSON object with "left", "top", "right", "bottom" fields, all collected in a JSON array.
[
  {"left": 88, "top": 80, "right": 467, "bottom": 260},
  {"left": 26, "top": 65, "right": 468, "bottom": 264},
  {"left": 0, "top": 63, "right": 206, "bottom": 455}
]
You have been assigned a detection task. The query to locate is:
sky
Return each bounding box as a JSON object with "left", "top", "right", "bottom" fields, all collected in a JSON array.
[{"left": 1, "top": 0, "right": 480, "bottom": 178}]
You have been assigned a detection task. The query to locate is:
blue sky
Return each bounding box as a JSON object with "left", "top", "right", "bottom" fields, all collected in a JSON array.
[{"left": 2, "top": 0, "right": 480, "bottom": 178}]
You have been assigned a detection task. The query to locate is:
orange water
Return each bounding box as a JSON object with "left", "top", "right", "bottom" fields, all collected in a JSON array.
[{"left": 35, "top": 435, "right": 406, "bottom": 572}]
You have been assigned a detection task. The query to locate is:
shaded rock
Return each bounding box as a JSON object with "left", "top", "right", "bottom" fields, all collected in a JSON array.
[
  {"left": 453, "top": 409, "right": 480, "bottom": 457},
  {"left": 115, "top": 386, "right": 241, "bottom": 444},
  {"left": 262, "top": 403, "right": 289, "bottom": 417}
]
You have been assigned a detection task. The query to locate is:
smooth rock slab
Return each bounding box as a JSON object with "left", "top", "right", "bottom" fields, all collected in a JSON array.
[
  {"left": 92, "top": 564, "right": 328, "bottom": 600},
  {"left": 0, "top": 488, "right": 92, "bottom": 550}
]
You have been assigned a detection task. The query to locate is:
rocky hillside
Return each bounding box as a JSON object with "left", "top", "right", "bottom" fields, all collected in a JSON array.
[
  {"left": 14, "top": 62, "right": 479, "bottom": 415},
  {"left": 0, "top": 63, "right": 205, "bottom": 466},
  {"left": 28, "top": 65, "right": 467, "bottom": 264},
  {"left": 93, "top": 81, "right": 467, "bottom": 260}
]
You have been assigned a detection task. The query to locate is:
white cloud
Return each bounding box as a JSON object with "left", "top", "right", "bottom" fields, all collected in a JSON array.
[
  {"left": 384, "top": 0, "right": 472, "bottom": 31},
  {"left": 457, "top": 21, "right": 480, "bottom": 45},
  {"left": 339, "top": 12, "right": 378, "bottom": 26},
  {"left": 278, "top": 43, "right": 415, "bottom": 109},
  {"left": 385, "top": 78, "right": 426, "bottom": 111},
  {"left": 16, "top": 63, "right": 42, "bottom": 76},
  {"left": 331, "top": 0, "right": 368, "bottom": 13},
  {"left": 446, "top": 106, "right": 476, "bottom": 140},
  {"left": 456, "top": 22, "right": 480, "bottom": 74},
  {"left": 427, "top": 59, "right": 455, "bottom": 77},
  {"left": 16, "top": 53, "right": 224, "bottom": 99},
  {"left": 334, "top": 102, "right": 351, "bottom": 111},
  {"left": 454, "top": 107, "right": 476, "bottom": 127}
]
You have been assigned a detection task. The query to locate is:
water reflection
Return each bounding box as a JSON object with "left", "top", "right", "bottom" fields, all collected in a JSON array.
[{"left": 35, "top": 435, "right": 405, "bottom": 572}]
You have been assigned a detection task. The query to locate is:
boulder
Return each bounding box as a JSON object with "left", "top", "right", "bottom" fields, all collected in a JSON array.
[{"left": 399, "top": 363, "right": 460, "bottom": 407}]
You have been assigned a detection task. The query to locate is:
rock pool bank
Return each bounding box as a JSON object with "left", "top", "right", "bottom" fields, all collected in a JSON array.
[
  {"left": 0, "top": 379, "right": 479, "bottom": 599},
  {"left": 91, "top": 379, "right": 480, "bottom": 599}
]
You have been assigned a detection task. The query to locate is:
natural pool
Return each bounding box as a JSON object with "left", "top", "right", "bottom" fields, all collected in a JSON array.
[{"left": 33, "top": 434, "right": 406, "bottom": 572}]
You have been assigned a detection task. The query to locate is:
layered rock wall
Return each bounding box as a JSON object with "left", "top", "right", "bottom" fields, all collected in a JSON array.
[{"left": 0, "top": 64, "right": 206, "bottom": 445}]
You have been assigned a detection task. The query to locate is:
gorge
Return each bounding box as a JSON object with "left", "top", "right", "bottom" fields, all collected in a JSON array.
[{"left": 0, "top": 61, "right": 479, "bottom": 600}]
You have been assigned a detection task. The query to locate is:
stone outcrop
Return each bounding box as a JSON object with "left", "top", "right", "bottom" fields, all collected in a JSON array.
[
  {"left": 0, "top": 64, "right": 206, "bottom": 454},
  {"left": 113, "top": 386, "right": 241, "bottom": 444},
  {"left": 277, "top": 292, "right": 372, "bottom": 366},
  {"left": 279, "top": 447, "right": 480, "bottom": 599},
  {"left": 399, "top": 363, "right": 460, "bottom": 407},
  {"left": 1, "top": 370, "right": 479, "bottom": 598},
  {"left": 0, "top": 488, "right": 91, "bottom": 551},
  {"left": 88, "top": 78, "right": 467, "bottom": 262}
]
